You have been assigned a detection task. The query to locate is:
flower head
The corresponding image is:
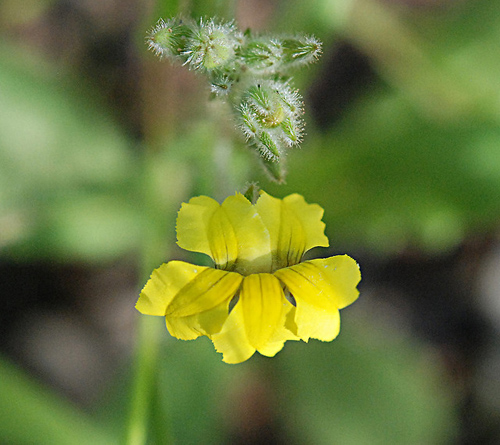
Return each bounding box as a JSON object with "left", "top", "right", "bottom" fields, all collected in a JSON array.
[{"left": 136, "top": 191, "right": 361, "bottom": 363}]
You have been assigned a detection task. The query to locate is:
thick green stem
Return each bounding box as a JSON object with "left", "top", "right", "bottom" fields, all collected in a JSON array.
[{"left": 124, "top": 315, "right": 163, "bottom": 445}]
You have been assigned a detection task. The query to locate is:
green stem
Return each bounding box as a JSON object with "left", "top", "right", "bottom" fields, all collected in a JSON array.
[
  {"left": 124, "top": 315, "right": 163, "bottom": 445},
  {"left": 124, "top": 152, "right": 173, "bottom": 445}
]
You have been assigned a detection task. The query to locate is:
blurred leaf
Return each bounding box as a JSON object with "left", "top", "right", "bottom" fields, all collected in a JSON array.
[
  {"left": 0, "top": 41, "right": 141, "bottom": 261},
  {"left": 339, "top": 0, "right": 500, "bottom": 122},
  {"left": 0, "top": 355, "right": 115, "bottom": 445},
  {"left": 274, "top": 316, "right": 459, "bottom": 445}
]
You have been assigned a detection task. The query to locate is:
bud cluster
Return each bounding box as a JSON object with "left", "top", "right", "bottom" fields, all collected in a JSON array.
[{"left": 147, "top": 17, "right": 322, "bottom": 181}]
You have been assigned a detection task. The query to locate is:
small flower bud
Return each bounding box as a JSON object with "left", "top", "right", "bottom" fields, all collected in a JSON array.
[
  {"left": 281, "top": 117, "right": 302, "bottom": 146},
  {"left": 147, "top": 18, "right": 192, "bottom": 58},
  {"left": 246, "top": 84, "right": 286, "bottom": 128},
  {"left": 183, "top": 18, "right": 241, "bottom": 71},
  {"left": 239, "top": 103, "right": 259, "bottom": 137},
  {"left": 237, "top": 80, "right": 304, "bottom": 166},
  {"left": 210, "top": 72, "right": 234, "bottom": 96},
  {"left": 277, "top": 36, "right": 322, "bottom": 68},
  {"left": 237, "top": 39, "right": 280, "bottom": 72}
]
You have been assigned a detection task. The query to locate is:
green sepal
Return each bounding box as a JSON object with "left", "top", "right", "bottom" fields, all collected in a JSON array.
[
  {"left": 243, "top": 183, "right": 260, "bottom": 204},
  {"left": 258, "top": 131, "right": 280, "bottom": 160}
]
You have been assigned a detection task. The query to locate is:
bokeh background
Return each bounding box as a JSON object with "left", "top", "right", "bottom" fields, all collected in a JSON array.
[{"left": 1, "top": 0, "right": 500, "bottom": 443}]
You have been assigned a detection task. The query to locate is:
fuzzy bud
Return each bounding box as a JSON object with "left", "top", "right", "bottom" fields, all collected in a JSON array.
[
  {"left": 237, "top": 39, "right": 281, "bottom": 72},
  {"left": 238, "top": 80, "right": 304, "bottom": 165},
  {"left": 183, "top": 19, "right": 241, "bottom": 71},
  {"left": 147, "top": 18, "right": 192, "bottom": 58},
  {"left": 278, "top": 36, "right": 322, "bottom": 68}
]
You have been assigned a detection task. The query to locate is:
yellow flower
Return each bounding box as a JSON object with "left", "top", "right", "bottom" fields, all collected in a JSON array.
[{"left": 136, "top": 191, "right": 361, "bottom": 363}]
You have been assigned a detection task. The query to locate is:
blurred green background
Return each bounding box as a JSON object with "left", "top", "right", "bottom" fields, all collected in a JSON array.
[{"left": 2, "top": 0, "right": 500, "bottom": 443}]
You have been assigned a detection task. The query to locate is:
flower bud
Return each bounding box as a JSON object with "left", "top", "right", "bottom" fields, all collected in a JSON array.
[
  {"left": 183, "top": 19, "right": 241, "bottom": 72},
  {"left": 237, "top": 80, "right": 304, "bottom": 165},
  {"left": 147, "top": 18, "right": 192, "bottom": 58},
  {"left": 237, "top": 39, "right": 280, "bottom": 72},
  {"left": 278, "top": 36, "right": 322, "bottom": 68}
]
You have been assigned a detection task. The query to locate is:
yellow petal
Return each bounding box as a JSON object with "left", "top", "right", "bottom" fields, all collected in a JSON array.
[
  {"left": 312, "top": 256, "right": 361, "bottom": 309},
  {"left": 282, "top": 193, "right": 329, "bottom": 252},
  {"left": 210, "top": 302, "right": 256, "bottom": 364},
  {"left": 166, "top": 298, "right": 230, "bottom": 340},
  {"left": 136, "top": 261, "right": 242, "bottom": 341},
  {"left": 166, "top": 267, "right": 242, "bottom": 317},
  {"left": 176, "top": 196, "right": 220, "bottom": 257},
  {"left": 220, "top": 194, "right": 272, "bottom": 274},
  {"left": 239, "top": 274, "right": 291, "bottom": 351},
  {"left": 256, "top": 313, "right": 299, "bottom": 357},
  {"left": 255, "top": 192, "right": 329, "bottom": 270},
  {"left": 166, "top": 267, "right": 241, "bottom": 340},
  {"left": 294, "top": 303, "right": 340, "bottom": 342},
  {"left": 136, "top": 261, "right": 202, "bottom": 316},
  {"left": 211, "top": 274, "right": 298, "bottom": 362},
  {"left": 176, "top": 193, "right": 272, "bottom": 273},
  {"left": 176, "top": 196, "right": 238, "bottom": 269},
  {"left": 274, "top": 255, "right": 360, "bottom": 341}
]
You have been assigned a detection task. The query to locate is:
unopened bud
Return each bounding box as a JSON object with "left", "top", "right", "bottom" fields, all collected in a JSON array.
[
  {"left": 147, "top": 18, "right": 191, "bottom": 58},
  {"left": 278, "top": 36, "right": 322, "bottom": 68},
  {"left": 184, "top": 19, "right": 240, "bottom": 71}
]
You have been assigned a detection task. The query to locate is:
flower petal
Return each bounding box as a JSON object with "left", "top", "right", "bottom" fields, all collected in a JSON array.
[
  {"left": 136, "top": 261, "right": 242, "bottom": 341},
  {"left": 274, "top": 255, "right": 360, "bottom": 341},
  {"left": 219, "top": 194, "right": 272, "bottom": 274},
  {"left": 256, "top": 312, "right": 299, "bottom": 357},
  {"left": 136, "top": 260, "right": 201, "bottom": 316},
  {"left": 211, "top": 273, "right": 298, "bottom": 362},
  {"left": 239, "top": 274, "right": 291, "bottom": 351},
  {"left": 176, "top": 196, "right": 238, "bottom": 270},
  {"left": 166, "top": 267, "right": 242, "bottom": 317},
  {"left": 282, "top": 193, "right": 329, "bottom": 253},
  {"left": 210, "top": 302, "right": 256, "bottom": 364},
  {"left": 312, "top": 256, "right": 361, "bottom": 309},
  {"left": 176, "top": 194, "right": 272, "bottom": 273},
  {"left": 166, "top": 298, "right": 230, "bottom": 340},
  {"left": 293, "top": 303, "right": 340, "bottom": 343},
  {"left": 255, "top": 192, "right": 329, "bottom": 270}
]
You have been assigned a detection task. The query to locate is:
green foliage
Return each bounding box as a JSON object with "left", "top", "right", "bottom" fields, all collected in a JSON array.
[
  {"left": 275, "top": 318, "right": 458, "bottom": 445},
  {"left": 0, "top": 42, "right": 141, "bottom": 262},
  {"left": 0, "top": 355, "right": 114, "bottom": 445},
  {"left": 147, "top": 16, "right": 321, "bottom": 181}
]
